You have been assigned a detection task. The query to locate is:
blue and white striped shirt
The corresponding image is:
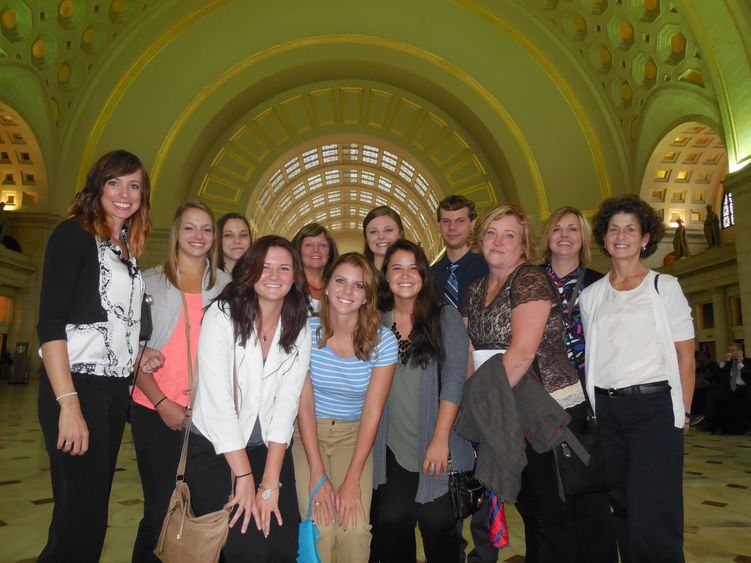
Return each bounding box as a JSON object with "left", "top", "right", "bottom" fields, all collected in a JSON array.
[{"left": 309, "top": 316, "right": 398, "bottom": 420}]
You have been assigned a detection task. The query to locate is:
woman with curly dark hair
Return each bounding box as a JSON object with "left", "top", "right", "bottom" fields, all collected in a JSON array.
[
  {"left": 371, "top": 240, "right": 473, "bottom": 562},
  {"left": 580, "top": 195, "right": 695, "bottom": 563}
]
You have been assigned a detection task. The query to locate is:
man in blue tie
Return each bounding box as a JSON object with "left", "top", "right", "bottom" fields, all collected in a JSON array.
[
  {"left": 431, "top": 195, "right": 494, "bottom": 563},
  {"left": 432, "top": 195, "right": 488, "bottom": 311}
]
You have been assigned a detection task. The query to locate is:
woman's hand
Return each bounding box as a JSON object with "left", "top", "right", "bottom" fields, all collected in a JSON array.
[
  {"left": 225, "top": 474, "right": 260, "bottom": 534},
  {"left": 423, "top": 437, "right": 449, "bottom": 478},
  {"left": 156, "top": 399, "right": 186, "bottom": 431},
  {"left": 336, "top": 477, "right": 365, "bottom": 531},
  {"left": 256, "top": 485, "right": 283, "bottom": 538},
  {"left": 139, "top": 347, "right": 165, "bottom": 374},
  {"left": 57, "top": 398, "right": 89, "bottom": 455},
  {"left": 310, "top": 473, "right": 336, "bottom": 526}
]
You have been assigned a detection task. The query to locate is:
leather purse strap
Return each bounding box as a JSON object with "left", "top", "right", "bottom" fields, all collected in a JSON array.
[
  {"left": 174, "top": 294, "right": 236, "bottom": 497},
  {"left": 175, "top": 291, "right": 194, "bottom": 481}
]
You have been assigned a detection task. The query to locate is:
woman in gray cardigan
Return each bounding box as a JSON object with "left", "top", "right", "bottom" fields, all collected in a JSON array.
[
  {"left": 373, "top": 239, "right": 473, "bottom": 563},
  {"left": 130, "top": 202, "right": 230, "bottom": 562}
]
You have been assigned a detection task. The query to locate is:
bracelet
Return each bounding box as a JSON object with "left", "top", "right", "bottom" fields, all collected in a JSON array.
[
  {"left": 258, "top": 482, "right": 282, "bottom": 500},
  {"left": 685, "top": 411, "right": 691, "bottom": 418},
  {"left": 55, "top": 391, "right": 78, "bottom": 401},
  {"left": 153, "top": 396, "right": 167, "bottom": 409},
  {"left": 236, "top": 471, "right": 253, "bottom": 479}
]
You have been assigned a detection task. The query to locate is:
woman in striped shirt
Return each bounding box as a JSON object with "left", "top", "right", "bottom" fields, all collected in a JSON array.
[{"left": 292, "top": 252, "right": 397, "bottom": 563}]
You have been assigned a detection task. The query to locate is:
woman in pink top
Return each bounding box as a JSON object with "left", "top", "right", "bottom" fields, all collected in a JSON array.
[{"left": 130, "top": 202, "right": 230, "bottom": 562}]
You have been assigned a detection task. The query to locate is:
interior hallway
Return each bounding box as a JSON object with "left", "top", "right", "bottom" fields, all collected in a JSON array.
[{"left": 1, "top": 379, "right": 749, "bottom": 563}]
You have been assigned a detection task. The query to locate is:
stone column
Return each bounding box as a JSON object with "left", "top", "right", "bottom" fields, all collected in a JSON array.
[
  {"left": 711, "top": 287, "right": 729, "bottom": 355},
  {"left": 723, "top": 164, "right": 751, "bottom": 346}
]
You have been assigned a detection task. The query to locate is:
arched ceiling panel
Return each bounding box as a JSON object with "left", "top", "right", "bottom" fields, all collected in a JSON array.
[
  {"left": 193, "top": 82, "right": 496, "bottom": 255},
  {"left": 0, "top": 102, "right": 47, "bottom": 210},
  {"left": 640, "top": 121, "right": 727, "bottom": 231},
  {"left": 44, "top": 0, "right": 624, "bottom": 224}
]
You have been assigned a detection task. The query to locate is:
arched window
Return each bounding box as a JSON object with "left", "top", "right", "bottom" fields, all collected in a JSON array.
[{"left": 721, "top": 191, "right": 734, "bottom": 229}]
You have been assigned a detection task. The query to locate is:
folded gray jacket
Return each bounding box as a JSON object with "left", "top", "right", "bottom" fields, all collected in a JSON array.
[{"left": 454, "top": 353, "right": 586, "bottom": 503}]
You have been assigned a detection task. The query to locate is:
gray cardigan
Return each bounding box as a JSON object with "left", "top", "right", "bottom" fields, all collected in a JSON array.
[
  {"left": 143, "top": 264, "right": 230, "bottom": 350},
  {"left": 373, "top": 305, "right": 475, "bottom": 503}
]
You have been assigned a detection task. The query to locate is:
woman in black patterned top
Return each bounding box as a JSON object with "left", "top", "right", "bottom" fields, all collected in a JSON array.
[
  {"left": 462, "top": 204, "right": 584, "bottom": 563},
  {"left": 539, "top": 207, "right": 616, "bottom": 563},
  {"left": 36, "top": 150, "right": 152, "bottom": 563}
]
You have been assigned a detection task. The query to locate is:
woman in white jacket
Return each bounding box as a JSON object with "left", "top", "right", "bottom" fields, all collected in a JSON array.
[{"left": 186, "top": 235, "right": 311, "bottom": 562}]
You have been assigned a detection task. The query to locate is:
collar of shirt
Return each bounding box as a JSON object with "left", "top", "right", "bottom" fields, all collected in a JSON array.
[{"left": 544, "top": 262, "right": 579, "bottom": 286}]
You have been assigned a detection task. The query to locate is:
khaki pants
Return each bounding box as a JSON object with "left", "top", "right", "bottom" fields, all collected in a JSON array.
[{"left": 292, "top": 418, "right": 373, "bottom": 563}]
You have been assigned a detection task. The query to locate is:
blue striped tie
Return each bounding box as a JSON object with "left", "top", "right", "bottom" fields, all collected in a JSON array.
[{"left": 444, "top": 262, "right": 460, "bottom": 309}]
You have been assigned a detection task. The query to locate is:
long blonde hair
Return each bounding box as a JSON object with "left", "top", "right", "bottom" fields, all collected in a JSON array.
[
  {"left": 317, "top": 253, "right": 381, "bottom": 362},
  {"left": 163, "top": 202, "right": 219, "bottom": 290}
]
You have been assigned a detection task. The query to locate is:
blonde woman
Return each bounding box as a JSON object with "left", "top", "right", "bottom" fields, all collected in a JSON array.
[
  {"left": 293, "top": 253, "right": 397, "bottom": 563},
  {"left": 462, "top": 204, "right": 585, "bottom": 563},
  {"left": 539, "top": 207, "right": 616, "bottom": 563},
  {"left": 130, "top": 202, "right": 229, "bottom": 562}
]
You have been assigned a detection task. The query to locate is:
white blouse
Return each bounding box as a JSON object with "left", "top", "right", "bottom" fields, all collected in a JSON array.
[{"left": 592, "top": 276, "right": 666, "bottom": 388}]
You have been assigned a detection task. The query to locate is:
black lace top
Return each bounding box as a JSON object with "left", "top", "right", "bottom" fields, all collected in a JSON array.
[{"left": 462, "top": 263, "right": 584, "bottom": 407}]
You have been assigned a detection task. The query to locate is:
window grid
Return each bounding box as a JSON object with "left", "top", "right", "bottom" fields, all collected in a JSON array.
[{"left": 721, "top": 191, "right": 734, "bottom": 229}]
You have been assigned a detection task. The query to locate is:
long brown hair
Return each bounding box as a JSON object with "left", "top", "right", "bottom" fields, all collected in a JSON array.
[
  {"left": 317, "top": 253, "right": 381, "bottom": 362},
  {"left": 377, "top": 240, "right": 444, "bottom": 367},
  {"left": 362, "top": 206, "right": 404, "bottom": 266},
  {"left": 217, "top": 212, "right": 252, "bottom": 271},
  {"left": 215, "top": 235, "right": 307, "bottom": 352},
  {"left": 163, "top": 202, "right": 219, "bottom": 290},
  {"left": 67, "top": 150, "right": 151, "bottom": 257}
]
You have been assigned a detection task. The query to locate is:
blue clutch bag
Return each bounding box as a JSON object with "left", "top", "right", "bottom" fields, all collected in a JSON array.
[{"left": 297, "top": 475, "right": 328, "bottom": 563}]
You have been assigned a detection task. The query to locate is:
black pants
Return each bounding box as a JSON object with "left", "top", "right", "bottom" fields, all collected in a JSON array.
[
  {"left": 564, "top": 402, "right": 618, "bottom": 563},
  {"left": 515, "top": 403, "right": 583, "bottom": 563},
  {"left": 184, "top": 431, "right": 299, "bottom": 563},
  {"left": 375, "top": 448, "right": 461, "bottom": 563},
  {"left": 37, "top": 369, "right": 130, "bottom": 563},
  {"left": 465, "top": 501, "right": 497, "bottom": 563},
  {"left": 596, "top": 391, "right": 685, "bottom": 563},
  {"left": 130, "top": 401, "right": 182, "bottom": 563},
  {"left": 704, "top": 385, "right": 750, "bottom": 433}
]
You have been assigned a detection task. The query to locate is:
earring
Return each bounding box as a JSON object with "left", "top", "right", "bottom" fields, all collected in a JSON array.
[{"left": 641, "top": 245, "right": 646, "bottom": 252}]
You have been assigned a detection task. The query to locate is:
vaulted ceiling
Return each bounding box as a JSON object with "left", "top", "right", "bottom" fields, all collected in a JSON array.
[{"left": 0, "top": 0, "right": 748, "bottom": 253}]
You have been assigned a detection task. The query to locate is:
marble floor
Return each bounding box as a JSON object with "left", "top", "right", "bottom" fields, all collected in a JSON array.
[{"left": 1, "top": 380, "right": 750, "bottom": 563}]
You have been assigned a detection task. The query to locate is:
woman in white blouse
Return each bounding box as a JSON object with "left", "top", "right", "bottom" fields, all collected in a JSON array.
[
  {"left": 580, "top": 195, "right": 695, "bottom": 563},
  {"left": 186, "top": 235, "right": 311, "bottom": 562}
]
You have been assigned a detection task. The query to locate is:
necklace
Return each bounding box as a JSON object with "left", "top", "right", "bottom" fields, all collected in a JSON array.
[
  {"left": 390, "top": 322, "right": 413, "bottom": 365},
  {"left": 258, "top": 317, "right": 280, "bottom": 344}
]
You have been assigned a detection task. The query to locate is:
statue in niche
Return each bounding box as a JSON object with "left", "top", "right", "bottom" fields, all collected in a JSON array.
[
  {"left": 703, "top": 204, "right": 721, "bottom": 247},
  {"left": 673, "top": 217, "right": 689, "bottom": 258}
]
